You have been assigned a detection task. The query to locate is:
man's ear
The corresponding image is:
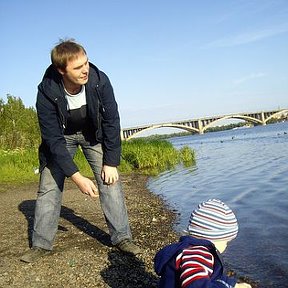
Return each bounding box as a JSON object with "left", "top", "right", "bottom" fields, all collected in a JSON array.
[{"left": 57, "top": 68, "right": 65, "bottom": 75}]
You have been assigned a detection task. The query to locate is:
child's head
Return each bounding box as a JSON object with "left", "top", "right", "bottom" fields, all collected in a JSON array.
[{"left": 186, "top": 199, "right": 238, "bottom": 253}]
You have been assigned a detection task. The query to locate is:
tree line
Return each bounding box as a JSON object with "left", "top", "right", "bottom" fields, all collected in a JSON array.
[
  {"left": 0, "top": 95, "right": 40, "bottom": 150},
  {"left": 1, "top": 94, "right": 287, "bottom": 151}
]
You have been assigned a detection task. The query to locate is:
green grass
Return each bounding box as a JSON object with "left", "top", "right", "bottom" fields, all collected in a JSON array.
[
  {"left": 0, "top": 139, "right": 195, "bottom": 184},
  {"left": 0, "top": 148, "right": 39, "bottom": 183},
  {"left": 120, "top": 139, "right": 195, "bottom": 175}
]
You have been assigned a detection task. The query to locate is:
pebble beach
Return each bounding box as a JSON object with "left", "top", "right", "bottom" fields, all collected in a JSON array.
[{"left": 0, "top": 174, "right": 258, "bottom": 287}]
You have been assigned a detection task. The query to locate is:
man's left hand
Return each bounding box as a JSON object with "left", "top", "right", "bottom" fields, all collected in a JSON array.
[{"left": 101, "top": 165, "right": 119, "bottom": 185}]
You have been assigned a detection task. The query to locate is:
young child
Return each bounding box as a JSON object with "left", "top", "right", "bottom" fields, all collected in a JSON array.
[{"left": 154, "top": 199, "right": 252, "bottom": 288}]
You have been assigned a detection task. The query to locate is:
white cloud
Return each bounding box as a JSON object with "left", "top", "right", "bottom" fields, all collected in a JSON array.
[
  {"left": 233, "top": 72, "right": 266, "bottom": 85},
  {"left": 204, "top": 24, "right": 288, "bottom": 48}
]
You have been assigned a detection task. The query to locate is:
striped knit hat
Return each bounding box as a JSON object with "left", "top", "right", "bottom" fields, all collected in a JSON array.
[{"left": 186, "top": 199, "right": 238, "bottom": 241}]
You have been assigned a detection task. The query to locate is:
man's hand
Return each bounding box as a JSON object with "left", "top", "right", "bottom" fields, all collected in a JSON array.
[
  {"left": 101, "top": 165, "right": 119, "bottom": 185},
  {"left": 71, "top": 172, "right": 98, "bottom": 198}
]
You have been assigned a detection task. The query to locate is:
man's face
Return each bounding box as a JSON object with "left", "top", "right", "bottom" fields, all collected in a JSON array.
[{"left": 59, "top": 52, "right": 89, "bottom": 86}]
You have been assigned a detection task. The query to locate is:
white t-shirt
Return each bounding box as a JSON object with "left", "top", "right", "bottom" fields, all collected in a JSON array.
[{"left": 63, "top": 85, "right": 89, "bottom": 134}]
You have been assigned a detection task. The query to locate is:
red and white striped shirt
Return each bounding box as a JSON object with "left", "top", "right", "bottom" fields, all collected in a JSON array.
[{"left": 175, "top": 245, "right": 214, "bottom": 287}]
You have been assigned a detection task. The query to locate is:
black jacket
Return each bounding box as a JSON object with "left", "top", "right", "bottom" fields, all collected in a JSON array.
[{"left": 36, "top": 63, "right": 121, "bottom": 177}]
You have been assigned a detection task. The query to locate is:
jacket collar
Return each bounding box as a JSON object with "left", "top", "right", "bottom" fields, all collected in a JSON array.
[{"left": 39, "top": 63, "right": 101, "bottom": 103}]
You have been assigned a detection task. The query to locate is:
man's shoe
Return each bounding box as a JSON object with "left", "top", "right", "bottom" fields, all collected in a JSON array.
[
  {"left": 116, "top": 239, "right": 142, "bottom": 255},
  {"left": 20, "top": 247, "right": 51, "bottom": 263}
]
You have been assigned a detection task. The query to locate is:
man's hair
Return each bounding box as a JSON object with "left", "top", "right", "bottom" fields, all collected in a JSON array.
[{"left": 51, "top": 38, "right": 87, "bottom": 71}]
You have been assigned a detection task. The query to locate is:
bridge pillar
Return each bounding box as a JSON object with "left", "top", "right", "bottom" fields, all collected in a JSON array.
[
  {"left": 261, "top": 112, "right": 265, "bottom": 124},
  {"left": 260, "top": 112, "right": 267, "bottom": 125},
  {"left": 198, "top": 120, "right": 204, "bottom": 134}
]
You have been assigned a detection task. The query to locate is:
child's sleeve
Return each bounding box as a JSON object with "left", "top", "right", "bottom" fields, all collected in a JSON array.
[{"left": 215, "top": 275, "right": 237, "bottom": 288}]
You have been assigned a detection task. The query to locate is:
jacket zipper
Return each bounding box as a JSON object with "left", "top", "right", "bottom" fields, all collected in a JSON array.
[
  {"left": 95, "top": 84, "right": 104, "bottom": 141},
  {"left": 54, "top": 97, "right": 66, "bottom": 130}
]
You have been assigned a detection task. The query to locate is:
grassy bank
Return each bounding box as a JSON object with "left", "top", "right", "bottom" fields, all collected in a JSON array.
[{"left": 0, "top": 139, "right": 195, "bottom": 184}]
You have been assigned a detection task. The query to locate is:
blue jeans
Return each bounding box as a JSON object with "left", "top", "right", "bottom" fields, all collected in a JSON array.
[{"left": 32, "top": 132, "right": 132, "bottom": 250}]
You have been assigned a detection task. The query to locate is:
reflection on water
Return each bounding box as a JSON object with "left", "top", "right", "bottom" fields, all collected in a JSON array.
[{"left": 148, "top": 122, "right": 288, "bottom": 288}]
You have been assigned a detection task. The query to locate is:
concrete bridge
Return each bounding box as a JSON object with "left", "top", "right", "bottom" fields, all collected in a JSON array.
[{"left": 121, "top": 108, "right": 288, "bottom": 140}]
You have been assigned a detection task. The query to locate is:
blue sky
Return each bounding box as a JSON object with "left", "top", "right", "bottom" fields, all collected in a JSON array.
[{"left": 1, "top": 0, "right": 288, "bottom": 128}]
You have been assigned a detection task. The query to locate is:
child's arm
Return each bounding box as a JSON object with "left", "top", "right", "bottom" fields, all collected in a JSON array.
[{"left": 215, "top": 275, "right": 252, "bottom": 288}]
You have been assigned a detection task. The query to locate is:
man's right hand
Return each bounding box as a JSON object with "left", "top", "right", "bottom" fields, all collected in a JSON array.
[{"left": 70, "top": 172, "right": 98, "bottom": 198}]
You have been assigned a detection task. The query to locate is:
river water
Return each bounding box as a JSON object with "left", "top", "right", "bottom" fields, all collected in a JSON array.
[{"left": 147, "top": 122, "right": 288, "bottom": 288}]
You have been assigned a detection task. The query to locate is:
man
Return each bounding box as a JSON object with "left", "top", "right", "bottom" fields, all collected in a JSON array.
[{"left": 21, "top": 39, "right": 141, "bottom": 263}]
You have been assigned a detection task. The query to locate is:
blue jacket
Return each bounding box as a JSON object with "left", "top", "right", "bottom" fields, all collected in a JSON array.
[
  {"left": 154, "top": 236, "right": 237, "bottom": 288},
  {"left": 36, "top": 63, "right": 121, "bottom": 177}
]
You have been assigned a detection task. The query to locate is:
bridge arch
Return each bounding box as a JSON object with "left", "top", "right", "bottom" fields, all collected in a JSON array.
[
  {"left": 202, "top": 115, "right": 262, "bottom": 132},
  {"left": 126, "top": 124, "right": 199, "bottom": 140},
  {"left": 265, "top": 109, "right": 288, "bottom": 123}
]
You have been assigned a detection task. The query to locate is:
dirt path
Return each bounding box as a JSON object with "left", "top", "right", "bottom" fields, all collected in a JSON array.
[{"left": 0, "top": 174, "right": 178, "bottom": 288}]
